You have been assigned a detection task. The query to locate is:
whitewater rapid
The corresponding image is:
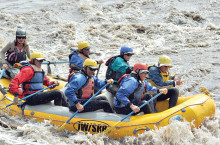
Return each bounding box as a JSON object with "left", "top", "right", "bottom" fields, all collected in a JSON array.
[{"left": 0, "top": 0, "right": 219, "bottom": 144}]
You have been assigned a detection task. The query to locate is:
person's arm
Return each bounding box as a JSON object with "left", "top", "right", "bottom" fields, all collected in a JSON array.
[
  {"left": 25, "top": 42, "right": 30, "bottom": 59},
  {"left": 65, "top": 80, "right": 80, "bottom": 105},
  {"left": 93, "top": 76, "right": 107, "bottom": 89},
  {"left": 96, "top": 59, "right": 104, "bottom": 64},
  {"left": 64, "top": 74, "right": 87, "bottom": 106},
  {"left": 145, "top": 80, "right": 168, "bottom": 94},
  {"left": 9, "top": 66, "right": 34, "bottom": 94},
  {"left": 116, "top": 78, "right": 138, "bottom": 106},
  {"left": 144, "top": 80, "right": 159, "bottom": 92},
  {"left": 1, "top": 41, "right": 13, "bottom": 64},
  {"left": 43, "top": 75, "right": 57, "bottom": 89},
  {"left": 70, "top": 54, "right": 84, "bottom": 68},
  {"left": 93, "top": 77, "right": 114, "bottom": 89},
  {"left": 130, "top": 104, "right": 140, "bottom": 113}
]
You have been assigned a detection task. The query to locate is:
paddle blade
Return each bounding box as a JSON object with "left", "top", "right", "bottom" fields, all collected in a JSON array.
[
  {"left": 57, "top": 123, "right": 67, "bottom": 132},
  {"left": 103, "top": 120, "right": 121, "bottom": 135},
  {"left": 0, "top": 68, "right": 6, "bottom": 80},
  {"left": 0, "top": 106, "right": 6, "bottom": 110}
]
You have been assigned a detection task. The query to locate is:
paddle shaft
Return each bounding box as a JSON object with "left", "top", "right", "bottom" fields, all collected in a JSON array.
[
  {"left": 122, "top": 92, "right": 162, "bottom": 122},
  {"left": 2, "top": 84, "right": 55, "bottom": 109},
  {"left": 0, "top": 69, "right": 6, "bottom": 79},
  {"left": 66, "top": 83, "right": 108, "bottom": 123},
  {"left": 43, "top": 61, "right": 69, "bottom": 75},
  {"left": 104, "top": 92, "right": 162, "bottom": 134},
  {"left": 58, "top": 83, "right": 109, "bottom": 131},
  {"left": 42, "top": 61, "right": 69, "bottom": 64},
  {"left": 96, "top": 64, "right": 101, "bottom": 78}
]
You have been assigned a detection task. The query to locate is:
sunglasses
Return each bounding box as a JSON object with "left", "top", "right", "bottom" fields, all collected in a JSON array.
[
  {"left": 84, "top": 47, "right": 90, "bottom": 51},
  {"left": 37, "top": 59, "right": 44, "bottom": 62},
  {"left": 141, "top": 71, "right": 148, "bottom": 74},
  {"left": 88, "top": 67, "right": 97, "bottom": 71},
  {"left": 139, "top": 70, "right": 148, "bottom": 74},
  {"left": 125, "top": 53, "right": 133, "bottom": 56},
  {"left": 17, "top": 37, "right": 26, "bottom": 39}
]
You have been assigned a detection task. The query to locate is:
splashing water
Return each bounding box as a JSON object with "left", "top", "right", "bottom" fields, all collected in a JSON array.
[{"left": 0, "top": 0, "right": 219, "bottom": 144}]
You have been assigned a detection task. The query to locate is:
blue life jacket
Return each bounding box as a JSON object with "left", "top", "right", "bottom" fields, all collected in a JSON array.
[{"left": 22, "top": 67, "right": 45, "bottom": 91}]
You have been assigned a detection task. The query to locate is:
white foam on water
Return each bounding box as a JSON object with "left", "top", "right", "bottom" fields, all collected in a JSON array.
[{"left": 0, "top": 0, "right": 219, "bottom": 144}]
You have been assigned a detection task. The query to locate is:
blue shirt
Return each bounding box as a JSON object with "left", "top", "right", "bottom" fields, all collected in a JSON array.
[
  {"left": 114, "top": 75, "right": 158, "bottom": 108},
  {"left": 70, "top": 54, "right": 84, "bottom": 68},
  {"left": 148, "top": 66, "right": 174, "bottom": 87},
  {"left": 65, "top": 72, "right": 106, "bottom": 106}
]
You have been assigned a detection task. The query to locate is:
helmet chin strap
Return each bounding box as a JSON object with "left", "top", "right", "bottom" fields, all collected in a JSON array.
[
  {"left": 131, "top": 70, "right": 141, "bottom": 81},
  {"left": 83, "top": 66, "right": 88, "bottom": 75},
  {"left": 136, "top": 69, "right": 140, "bottom": 75},
  {"left": 32, "top": 59, "right": 36, "bottom": 65},
  {"left": 16, "top": 37, "right": 25, "bottom": 47},
  {"left": 82, "top": 51, "right": 89, "bottom": 58},
  {"left": 136, "top": 70, "right": 141, "bottom": 81},
  {"left": 82, "top": 67, "right": 90, "bottom": 79},
  {"left": 79, "top": 49, "right": 89, "bottom": 57}
]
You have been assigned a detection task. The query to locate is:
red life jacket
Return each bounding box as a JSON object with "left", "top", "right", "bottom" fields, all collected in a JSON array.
[
  {"left": 80, "top": 77, "right": 94, "bottom": 99},
  {"left": 117, "top": 74, "right": 129, "bottom": 84},
  {"left": 68, "top": 71, "right": 95, "bottom": 99},
  {"left": 67, "top": 71, "right": 75, "bottom": 83}
]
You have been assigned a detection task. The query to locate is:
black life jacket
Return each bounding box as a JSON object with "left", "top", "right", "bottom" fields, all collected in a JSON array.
[
  {"left": 6, "top": 46, "right": 26, "bottom": 66},
  {"left": 105, "top": 55, "right": 120, "bottom": 80}
]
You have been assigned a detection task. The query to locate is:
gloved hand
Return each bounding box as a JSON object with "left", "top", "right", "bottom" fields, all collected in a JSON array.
[
  {"left": 53, "top": 81, "right": 60, "bottom": 86},
  {"left": 2, "top": 63, "right": 9, "bottom": 70},
  {"left": 159, "top": 88, "right": 168, "bottom": 94},
  {"left": 97, "top": 59, "right": 104, "bottom": 64},
  {"left": 106, "top": 79, "right": 114, "bottom": 84},
  {"left": 175, "top": 79, "right": 183, "bottom": 86}
]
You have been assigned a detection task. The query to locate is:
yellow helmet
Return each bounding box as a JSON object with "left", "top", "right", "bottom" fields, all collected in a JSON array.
[
  {"left": 78, "top": 41, "right": 90, "bottom": 51},
  {"left": 158, "top": 55, "right": 173, "bottom": 67},
  {"left": 83, "top": 59, "right": 98, "bottom": 69},
  {"left": 30, "top": 52, "right": 45, "bottom": 61}
]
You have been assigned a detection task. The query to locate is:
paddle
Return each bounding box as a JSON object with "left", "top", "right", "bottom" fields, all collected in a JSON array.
[
  {"left": 103, "top": 92, "right": 163, "bottom": 135},
  {"left": 96, "top": 64, "right": 101, "bottom": 78},
  {"left": 0, "top": 84, "right": 55, "bottom": 110},
  {"left": 42, "top": 61, "right": 69, "bottom": 64},
  {"left": 57, "top": 83, "right": 109, "bottom": 132},
  {"left": 42, "top": 61, "right": 69, "bottom": 75},
  {"left": 47, "top": 74, "right": 67, "bottom": 82},
  {"left": 0, "top": 69, "right": 6, "bottom": 79}
]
